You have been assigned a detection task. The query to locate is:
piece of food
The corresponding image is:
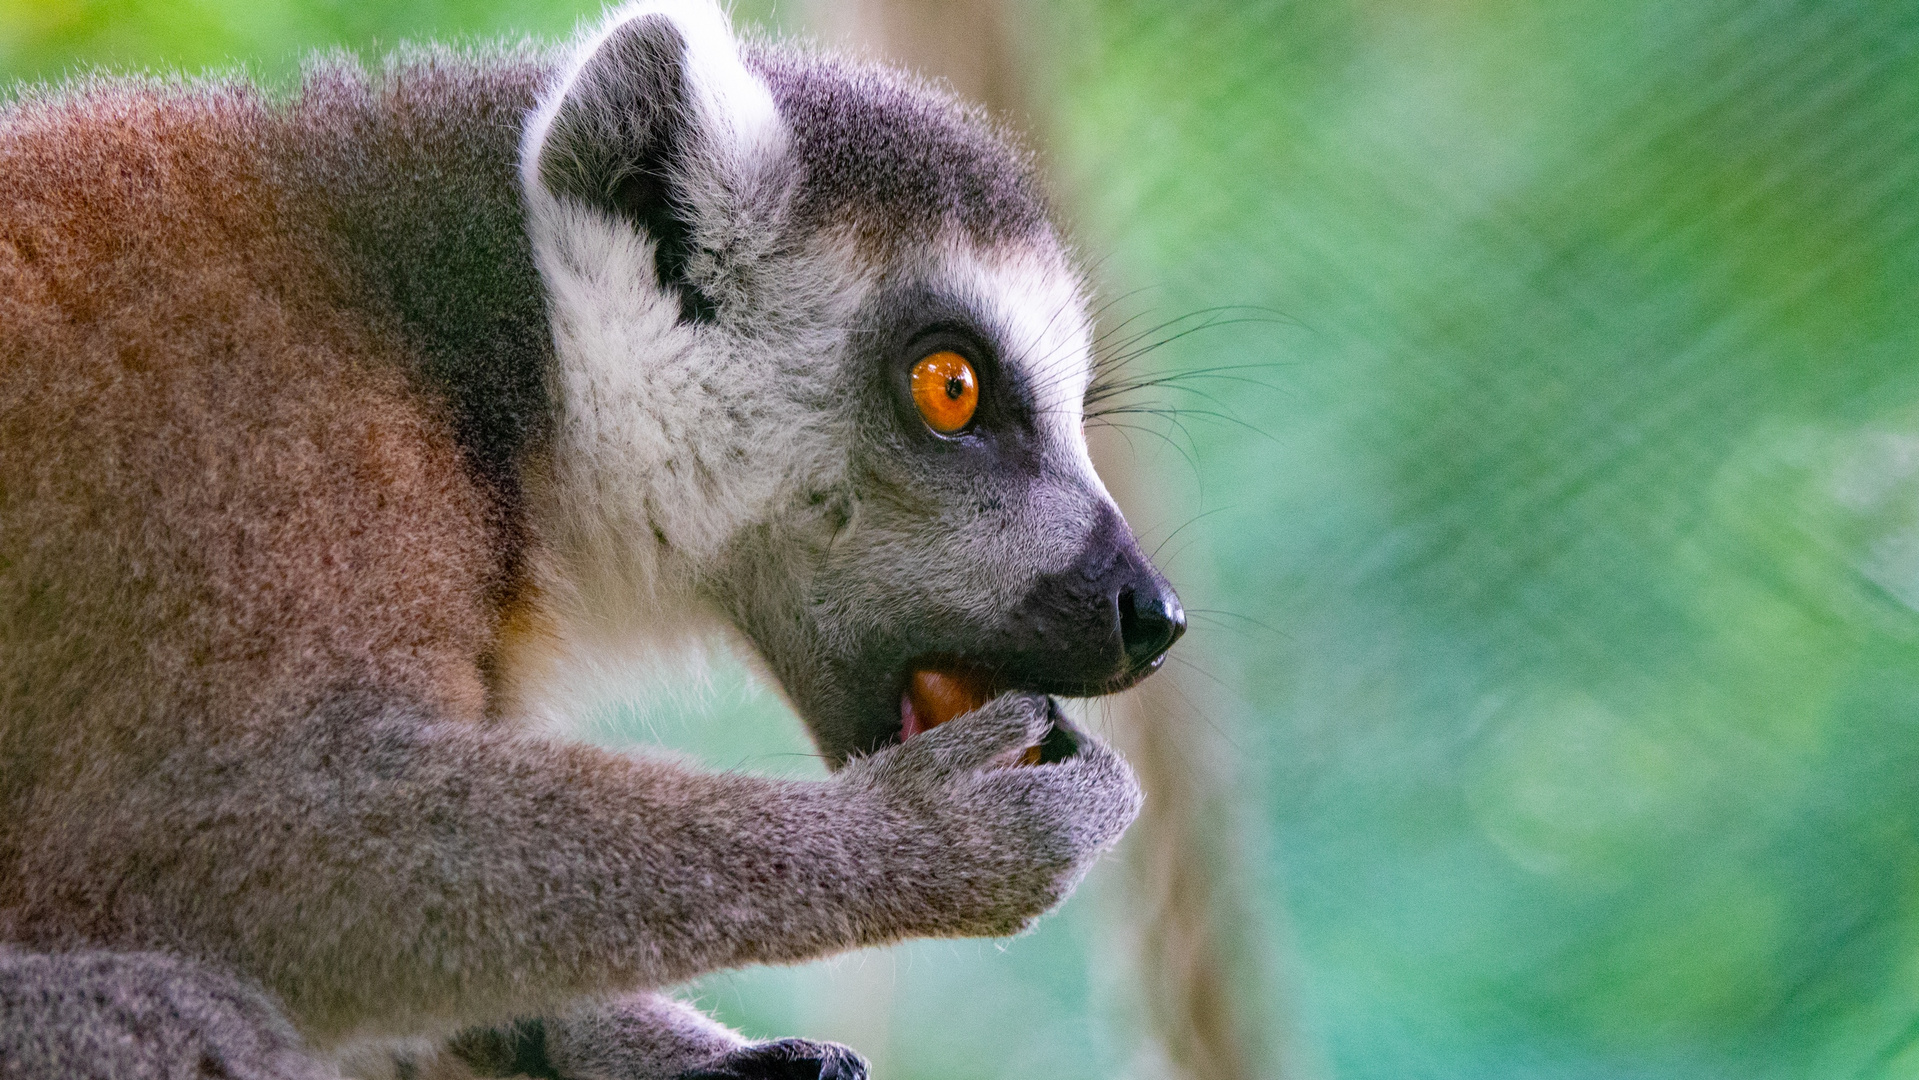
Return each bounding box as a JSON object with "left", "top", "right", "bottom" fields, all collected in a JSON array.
[
  {"left": 900, "top": 665, "right": 1045, "bottom": 765},
  {"left": 900, "top": 667, "right": 993, "bottom": 738}
]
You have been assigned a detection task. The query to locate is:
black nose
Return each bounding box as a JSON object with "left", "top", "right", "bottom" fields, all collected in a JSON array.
[{"left": 1118, "top": 580, "right": 1186, "bottom": 670}]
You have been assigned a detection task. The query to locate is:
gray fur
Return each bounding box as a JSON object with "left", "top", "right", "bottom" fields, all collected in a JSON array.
[
  {"left": 278, "top": 49, "right": 559, "bottom": 615},
  {"left": 743, "top": 43, "right": 1052, "bottom": 253},
  {"left": 439, "top": 992, "right": 868, "bottom": 1079},
  {"left": 344, "top": 993, "right": 868, "bottom": 1078},
  {"left": 0, "top": 950, "right": 335, "bottom": 1080}
]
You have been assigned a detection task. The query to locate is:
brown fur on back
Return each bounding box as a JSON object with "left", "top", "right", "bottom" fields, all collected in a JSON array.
[{"left": 0, "top": 80, "right": 506, "bottom": 939}]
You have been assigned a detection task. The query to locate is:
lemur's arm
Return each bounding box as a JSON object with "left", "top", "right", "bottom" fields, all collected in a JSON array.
[
  {"left": 417, "top": 992, "right": 865, "bottom": 1080},
  {"left": 105, "top": 694, "right": 1135, "bottom": 1045}
]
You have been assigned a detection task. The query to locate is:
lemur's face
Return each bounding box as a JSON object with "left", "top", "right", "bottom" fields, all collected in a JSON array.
[
  {"left": 524, "top": 2, "right": 1182, "bottom": 762},
  {"left": 729, "top": 238, "right": 1185, "bottom": 761}
]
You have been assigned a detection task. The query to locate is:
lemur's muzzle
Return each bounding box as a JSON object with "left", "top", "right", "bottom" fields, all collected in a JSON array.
[
  {"left": 992, "top": 504, "right": 1185, "bottom": 695},
  {"left": 849, "top": 506, "right": 1187, "bottom": 757}
]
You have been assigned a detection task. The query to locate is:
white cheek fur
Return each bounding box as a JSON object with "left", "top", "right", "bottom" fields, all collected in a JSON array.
[
  {"left": 510, "top": 204, "right": 868, "bottom": 727},
  {"left": 512, "top": 0, "right": 803, "bottom": 715}
]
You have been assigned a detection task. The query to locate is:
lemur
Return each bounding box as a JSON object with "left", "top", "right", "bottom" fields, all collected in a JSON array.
[{"left": 0, "top": 2, "right": 1185, "bottom": 1077}]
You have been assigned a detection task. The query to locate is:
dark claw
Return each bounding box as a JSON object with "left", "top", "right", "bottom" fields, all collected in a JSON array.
[
  {"left": 681, "top": 1038, "right": 869, "bottom": 1080},
  {"left": 1035, "top": 699, "right": 1082, "bottom": 764}
]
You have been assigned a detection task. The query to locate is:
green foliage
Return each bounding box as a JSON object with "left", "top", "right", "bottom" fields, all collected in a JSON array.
[
  {"left": 0, "top": 0, "right": 577, "bottom": 86},
  {"left": 0, "top": 0, "right": 803, "bottom": 87},
  {"left": 1042, "top": 0, "right": 1919, "bottom": 1075}
]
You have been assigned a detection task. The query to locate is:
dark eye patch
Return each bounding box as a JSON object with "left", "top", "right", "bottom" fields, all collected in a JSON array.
[{"left": 850, "top": 283, "right": 1041, "bottom": 443}]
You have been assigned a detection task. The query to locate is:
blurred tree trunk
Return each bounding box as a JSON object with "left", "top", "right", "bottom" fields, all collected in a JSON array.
[
  {"left": 798, "top": 3, "right": 1272, "bottom": 1077},
  {"left": 799, "top": 0, "right": 1028, "bottom": 118}
]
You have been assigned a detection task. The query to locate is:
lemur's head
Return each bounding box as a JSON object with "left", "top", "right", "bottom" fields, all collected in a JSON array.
[{"left": 521, "top": 1, "right": 1182, "bottom": 763}]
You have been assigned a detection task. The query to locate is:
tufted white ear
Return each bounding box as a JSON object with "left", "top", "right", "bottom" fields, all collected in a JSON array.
[
  {"left": 521, "top": 0, "right": 783, "bottom": 202},
  {"left": 513, "top": 1, "right": 809, "bottom": 674},
  {"left": 520, "top": 0, "right": 788, "bottom": 324}
]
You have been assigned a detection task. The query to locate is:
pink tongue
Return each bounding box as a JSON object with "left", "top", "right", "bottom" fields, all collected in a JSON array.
[
  {"left": 899, "top": 668, "right": 994, "bottom": 739},
  {"left": 899, "top": 694, "right": 928, "bottom": 740}
]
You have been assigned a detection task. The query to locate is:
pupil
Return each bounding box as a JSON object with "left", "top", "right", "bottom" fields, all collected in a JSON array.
[{"left": 946, "top": 375, "right": 964, "bottom": 400}]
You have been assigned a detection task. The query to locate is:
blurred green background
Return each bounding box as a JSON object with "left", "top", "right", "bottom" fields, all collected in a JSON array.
[{"left": 11, "top": 0, "right": 1919, "bottom": 1077}]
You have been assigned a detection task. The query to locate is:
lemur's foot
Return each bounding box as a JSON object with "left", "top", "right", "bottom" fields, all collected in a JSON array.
[{"left": 678, "top": 1037, "right": 868, "bottom": 1080}]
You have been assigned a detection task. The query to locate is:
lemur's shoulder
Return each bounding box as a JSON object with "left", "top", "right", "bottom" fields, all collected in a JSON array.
[
  {"left": 1, "top": 80, "right": 285, "bottom": 322},
  {"left": 3, "top": 53, "right": 563, "bottom": 473},
  {"left": 0, "top": 67, "right": 552, "bottom": 747}
]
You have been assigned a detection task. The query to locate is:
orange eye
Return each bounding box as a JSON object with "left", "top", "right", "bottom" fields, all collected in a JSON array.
[{"left": 910, "top": 350, "right": 979, "bottom": 433}]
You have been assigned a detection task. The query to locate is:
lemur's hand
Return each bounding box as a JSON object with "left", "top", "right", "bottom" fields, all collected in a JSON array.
[{"left": 839, "top": 693, "right": 1143, "bottom": 938}]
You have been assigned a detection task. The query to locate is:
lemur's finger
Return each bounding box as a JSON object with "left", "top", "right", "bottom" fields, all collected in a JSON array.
[
  {"left": 1053, "top": 734, "right": 1144, "bottom": 853},
  {"left": 973, "top": 725, "right": 1143, "bottom": 861},
  {"left": 897, "top": 692, "right": 1052, "bottom": 777}
]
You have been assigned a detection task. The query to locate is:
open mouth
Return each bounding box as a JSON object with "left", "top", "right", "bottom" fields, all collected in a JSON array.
[
  {"left": 898, "top": 663, "right": 1000, "bottom": 739},
  {"left": 896, "top": 661, "right": 1081, "bottom": 765}
]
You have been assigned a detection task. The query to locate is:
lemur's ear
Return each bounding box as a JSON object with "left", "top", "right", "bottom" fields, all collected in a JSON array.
[{"left": 524, "top": 1, "right": 782, "bottom": 322}]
